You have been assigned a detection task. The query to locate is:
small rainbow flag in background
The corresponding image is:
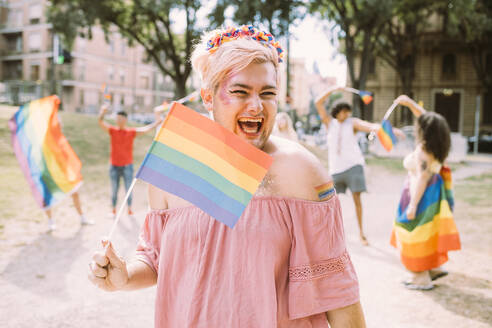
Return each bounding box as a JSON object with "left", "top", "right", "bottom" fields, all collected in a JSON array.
[
  {"left": 101, "top": 83, "right": 111, "bottom": 101},
  {"left": 377, "top": 119, "right": 397, "bottom": 152},
  {"left": 8, "top": 95, "right": 83, "bottom": 209},
  {"left": 359, "top": 91, "right": 373, "bottom": 105},
  {"left": 136, "top": 102, "right": 273, "bottom": 228}
]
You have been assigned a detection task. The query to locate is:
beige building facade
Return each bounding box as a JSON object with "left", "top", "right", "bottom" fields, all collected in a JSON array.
[
  {"left": 351, "top": 19, "right": 491, "bottom": 137},
  {"left": 0, "top": 0, "right": 173, "bottom": 113}
]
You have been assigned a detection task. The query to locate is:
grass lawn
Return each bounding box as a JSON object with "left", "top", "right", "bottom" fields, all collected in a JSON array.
[{"left": 0, "top": 108, "right": 154, "bottom": 232}]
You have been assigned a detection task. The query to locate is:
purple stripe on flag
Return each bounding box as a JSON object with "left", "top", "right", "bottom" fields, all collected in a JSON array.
[
  {"left": 138, "top": 165, "right": 241, "bottom": 228},
  {"left": 8, "top": 117, "right": 44, "bottom": 207}
]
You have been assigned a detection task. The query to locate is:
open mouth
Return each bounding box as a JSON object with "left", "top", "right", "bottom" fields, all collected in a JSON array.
[{"left": 237, "top": 117, "right": 263, "bottom": 135}]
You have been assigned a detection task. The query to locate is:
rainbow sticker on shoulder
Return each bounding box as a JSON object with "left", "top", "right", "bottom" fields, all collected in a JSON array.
[{"left": 315, "top": 181, "right": 335, "bottom": 200}]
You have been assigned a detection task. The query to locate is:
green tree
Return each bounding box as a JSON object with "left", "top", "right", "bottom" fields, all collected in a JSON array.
[
  {"left": 310, "top": 0, "right": 393, "bottom": 117},
  {"left": 209, "top": 0, "right": 306, "bottom": 103},
  {"left": 447, "top": 0, "right": 492, "bottom": 93},
  {"left": 374, "top": 0, "right": 440, "bottom": 124},
  {"left": 47, "top": 0, "right": 203, "bottom": 98}
]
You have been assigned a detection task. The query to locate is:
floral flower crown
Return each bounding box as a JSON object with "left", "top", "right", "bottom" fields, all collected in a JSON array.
[{"left": 206, "top": 25, "right": 284, "bottom": 63}]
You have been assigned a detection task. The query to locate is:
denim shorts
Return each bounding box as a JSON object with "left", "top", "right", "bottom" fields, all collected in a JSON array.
[{"left": 332, "top": 164, "right": 367, "bottom": 194}]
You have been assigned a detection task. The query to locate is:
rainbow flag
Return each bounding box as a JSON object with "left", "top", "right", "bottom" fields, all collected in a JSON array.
[
  {"left": 390, "top": 166, "right": 460, "bottom": 271},
  {"left": 359, "top": 91, "right": 373, "bottom": 105},
  {"left": 136, "top": 102, "right": 273, "bottom": 228},
  {"left": 8, "top": 96, "right": 83, "bottom": 209},
  {"left": 377, "top": 119, "right": 397, "bottom": 152},
  {"left": 101, "top": 83, "right": 111, "bottom": 101}
]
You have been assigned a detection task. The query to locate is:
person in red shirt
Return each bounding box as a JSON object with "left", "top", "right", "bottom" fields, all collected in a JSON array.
[{"left": 98, "top": 104, "right": 162, "bottom": 217}]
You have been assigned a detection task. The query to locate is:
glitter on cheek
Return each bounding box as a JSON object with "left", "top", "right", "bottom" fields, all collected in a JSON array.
[{"left": 218, "top": 84, "right": 232, "bottom": 105}]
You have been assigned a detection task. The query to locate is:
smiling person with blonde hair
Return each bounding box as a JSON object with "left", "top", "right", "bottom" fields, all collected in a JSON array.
[
  {"left": 89, "top": 25, "right": 365, "bottom": 328},
  {"left": 273, "top": 111, "right": 299, "bottom": 141}
]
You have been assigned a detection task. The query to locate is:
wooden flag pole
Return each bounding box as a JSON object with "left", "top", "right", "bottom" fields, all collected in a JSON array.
[{"left": 106, "top": 178, "right": 138, "bottom": 243}]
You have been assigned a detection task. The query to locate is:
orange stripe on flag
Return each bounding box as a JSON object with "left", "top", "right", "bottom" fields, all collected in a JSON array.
[
  {"left": 165, "top": 115, "right": 268, "bottom": 181},
  {"left": 168, "top": 103, "right": 272, "bottom": 170}
]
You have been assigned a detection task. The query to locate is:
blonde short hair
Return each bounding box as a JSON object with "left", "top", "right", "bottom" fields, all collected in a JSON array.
[{"left": 191, "top": 27, "right": 281, "bottom": 91}]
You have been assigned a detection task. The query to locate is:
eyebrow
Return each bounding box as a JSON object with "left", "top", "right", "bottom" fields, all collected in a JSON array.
[{"left": 229, "top": 83, "right": 277, "bottom": 91}]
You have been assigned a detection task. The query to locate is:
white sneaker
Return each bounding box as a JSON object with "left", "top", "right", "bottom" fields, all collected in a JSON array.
[
  {"left": 80, "top": 216, "right": 95, "bottom": 225},
  {"left": 48, "top": 219, "right": 56, "bottom": 232}
]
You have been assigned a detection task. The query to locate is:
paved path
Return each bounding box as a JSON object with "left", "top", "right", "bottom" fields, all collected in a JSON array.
[{"left": 1, "top": 166, "right": 491, "bottom": 327}]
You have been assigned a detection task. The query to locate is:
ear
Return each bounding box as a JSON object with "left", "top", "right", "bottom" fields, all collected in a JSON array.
[{"left": 201, "top": 88, "right": 213, "bottom": 112}]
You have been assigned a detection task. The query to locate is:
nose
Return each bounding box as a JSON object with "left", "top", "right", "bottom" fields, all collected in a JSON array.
[{"left": 246, "top": 94, "right": 263, "bottom": 115}]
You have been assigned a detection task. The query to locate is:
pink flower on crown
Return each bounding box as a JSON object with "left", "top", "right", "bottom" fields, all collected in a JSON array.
[{"left": 206, "top": 25, "right": 284, "bottom": 63}]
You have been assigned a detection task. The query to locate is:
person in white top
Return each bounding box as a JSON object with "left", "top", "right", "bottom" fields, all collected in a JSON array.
[{"left": 316, "top": 86, "right": 404, "bottom": 245}]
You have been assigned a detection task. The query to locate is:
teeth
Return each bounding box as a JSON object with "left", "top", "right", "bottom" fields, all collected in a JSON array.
[{"left": 238, "top": 118, "right": 262, "bottom": 123}]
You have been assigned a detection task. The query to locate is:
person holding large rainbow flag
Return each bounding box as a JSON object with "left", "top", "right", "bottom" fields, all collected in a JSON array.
[
  {"left": 89, "top": 25, "right": 365, "bottom": 327},
  {"left": 8, "top": 95, "right": 92, "bottom": 232},
  {"left": 390, "top": 95, "right": 461, "bottom": 290}
]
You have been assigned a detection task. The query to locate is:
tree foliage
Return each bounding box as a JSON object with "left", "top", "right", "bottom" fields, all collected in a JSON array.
[
  {"left": 447, "top": 0, "right": 492, "bottom": 91},
  {"left": 208, "top": 0, "right": 305, "bottom": 37},
  {"left": 47, "top": 0, "right": 203, "bottom": 98},
  {"left": 309, "top": 0, "right": 393, "bottom": 117}
]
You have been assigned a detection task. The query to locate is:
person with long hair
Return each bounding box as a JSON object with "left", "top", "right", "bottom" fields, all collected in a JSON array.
[
  {"left": 88, "top": 26, "right": 365, "bottom": 327},
  {"left": 391, "top": 95, "right": 461, "bottom": 290},
  {"left": 273, "top": 111, "right": 299, "bottom": 141}
]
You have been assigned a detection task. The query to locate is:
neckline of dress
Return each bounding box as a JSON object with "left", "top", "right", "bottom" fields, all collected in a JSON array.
[{"left": 148, "top": 194, "right": 337, "bottom": 215}]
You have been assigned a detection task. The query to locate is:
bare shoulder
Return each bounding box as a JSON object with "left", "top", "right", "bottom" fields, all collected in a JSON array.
[{"left": 266, "top": 136, "right": 332, "bottom": 201}]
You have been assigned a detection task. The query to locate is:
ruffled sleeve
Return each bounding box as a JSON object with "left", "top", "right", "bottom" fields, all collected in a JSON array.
[
  {"left": 135, "top": 210, "right": 168, "bottom": 274},
  {"left": 287, "top": 196, "right": 360, "bottom": 320}
]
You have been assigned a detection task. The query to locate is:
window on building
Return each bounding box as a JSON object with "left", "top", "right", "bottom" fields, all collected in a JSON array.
[
  {"left": 108, "top": 66, "right": 114, "bottom": 80},
  {"left": 121, "top": 42, "right": 126, "bottom": 56},
  {"left": 442, "top": 53, "right": 456, "bottom": 78},
  {"left": 29, "top": 3, "right": 42, "bottom": 24},
  {"left": 140, "top": 75, "right": 149, "bottom": 89},
  {"left": 28, "top": 32, "right": 41, "bottom": 51},
  {"left": 486, "top": 53, "right": 492, "bottom": 77},
  {"left": 30, "top": 63, "right": 40, "bottom": 80},
  {"left": 136, "top": 96, "right": 144, "bottom": 106},
  {"left": 4, "top": 61, "right": 23, "bottom": 80},
  {"left": 6, "top": 34, "right": 23, "bottom": 53},
  {"left": 120, "top": 70, "right": 125, "bottom": 84},
  {"left": 7, "top": 9, "right": 23, "bottom": 27},
  {"left": 79, "top": 90, "right": 85, "bottom": 105},
  {"left": 78, "top": 62, "right": 85, "bottom": 81},
  {"left": 109, "top": 39, "right": 115, "bottom": 54},
  {"left": 484, "top": 92, "right": 492, "bottom": 125}
]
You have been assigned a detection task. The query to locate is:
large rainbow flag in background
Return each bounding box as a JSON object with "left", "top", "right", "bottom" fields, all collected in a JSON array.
[
  {"left": 8, "top": 95, "right": 83, "bottom": 209},
  {"left": 136, "top": 102, "right": 273, "bottom": 228},
  {"left": 390, "top": 166, "right": 460, "bottom": 272}
]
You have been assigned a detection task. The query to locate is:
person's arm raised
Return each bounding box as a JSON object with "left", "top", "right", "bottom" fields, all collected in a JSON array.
[
  {"left": 315, "top": 86, "right": 344, "bottom": 128},
  {"left": 135, "top": 117, "right": 163, "bottom": 136},
  {"left": 394, "top": 95, "right": 426, "bottom": 118},
  {"left": 97, "top": 104, "right": 112, "bottom": 133}
]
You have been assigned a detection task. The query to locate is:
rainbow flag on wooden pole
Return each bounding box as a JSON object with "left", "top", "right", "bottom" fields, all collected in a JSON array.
[
  {"left": 8, "top": 95, "right": 83, "bottom": 209},
  {"left": 136, "top": 102, "right": 273, "bottom": 228}
]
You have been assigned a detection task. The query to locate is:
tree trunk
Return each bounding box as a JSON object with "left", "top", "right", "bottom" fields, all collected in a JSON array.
[{"left": 174, "top": 77, "right": 187, "bottom": 99}]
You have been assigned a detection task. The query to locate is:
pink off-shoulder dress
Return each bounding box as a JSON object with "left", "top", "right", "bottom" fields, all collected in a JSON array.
[{"left": 136, "top": 195, "right": 359, "bottom": 327}]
